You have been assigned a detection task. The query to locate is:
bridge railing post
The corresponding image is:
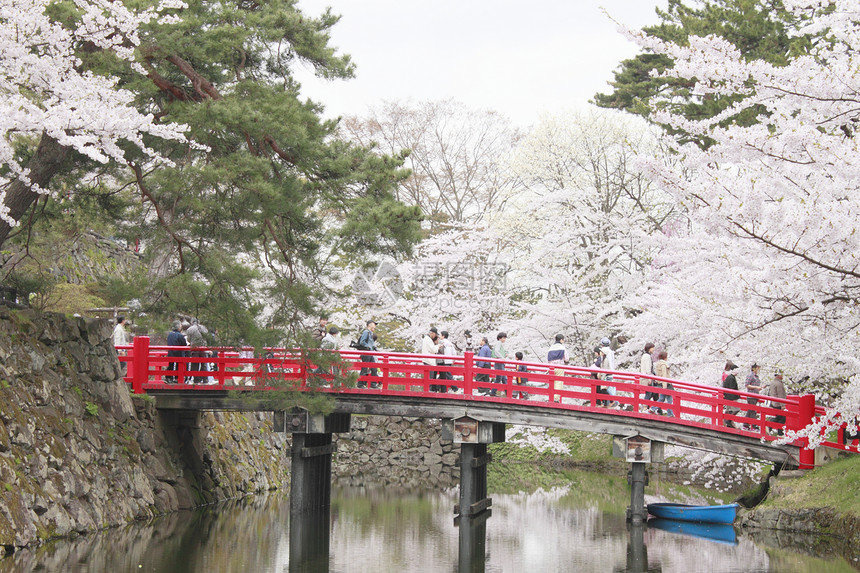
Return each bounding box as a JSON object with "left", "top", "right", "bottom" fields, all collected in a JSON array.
[
  {"left": 213, "top": 349, "right": 223, "bottom": 386},
  {"left": 789, "top": 393, "right": 816, "bottom": 469},
  {"left": 381, "top": 354, "right": 389, "bottom": 390},
  {"left": 713, "top": 392, "right": 723, "bottom": 428},
  {"left": 463, "top": 352, "right": 474, "bottom": 397},
  {"left": 177, "top": 355, "right": 187, "bottom": 385},
  {"left": 632, "top": 375, "right": 642, "bottom": 413},
  {"left": 131, "top": 336, "right": 150, "bottom": 394}
]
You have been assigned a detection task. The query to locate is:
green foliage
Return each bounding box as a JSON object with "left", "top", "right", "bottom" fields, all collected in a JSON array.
[
  {"left": 71, "top": 386, "right": 83, "bottom": 399},
  {"left": 100, "top": 0, "right": 422, "bottom": 344},
  {"left": 594, "top": 0, "right": 813, "bottom": 145},
  {"left": 84, "top": 402, "right": 98, "bottom": 417},
  {"left": 0, "top": 270, "right": 58, "bottom": 311},
  {"left": 4, "top": 0, "right": 423, "bottom": 345},
  {"left": 43, "top": 283, "right": 108, "bottom": 316}
]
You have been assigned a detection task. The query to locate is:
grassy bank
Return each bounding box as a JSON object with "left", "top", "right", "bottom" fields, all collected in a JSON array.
[
  {"left": 765, "top": 455, "right": 860, "bottom": 516},
  {"left": 489, "top": 429, "right": 624, "bottom": 469}
]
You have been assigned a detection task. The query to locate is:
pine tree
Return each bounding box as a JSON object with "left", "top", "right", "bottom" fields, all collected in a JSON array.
[
  {"left": 3, "top": 1, "right": 423, "bottom": 345},
  {"left": 593, "top": 0, "right": 810, "bottom": 146}
]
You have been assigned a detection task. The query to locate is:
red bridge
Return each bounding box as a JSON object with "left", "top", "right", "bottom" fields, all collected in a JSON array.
[{"left": 120, "top": 336, "right": 859, "bottom": 471}]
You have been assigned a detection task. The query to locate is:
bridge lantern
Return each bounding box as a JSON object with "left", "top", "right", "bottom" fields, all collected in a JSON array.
[
  {"left": 443, "top": 416, "right": 506, "bottom": 444},
  {"left": 612, "top": 434, "right": 665, "bottom": 464}
]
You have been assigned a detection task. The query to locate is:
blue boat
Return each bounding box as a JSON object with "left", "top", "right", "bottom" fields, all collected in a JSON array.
[
  {"left": 648, "top": 518, "right": 738, "bottom": 545},
  {"left": 646, "top": 502, "right": 739, "bottom": 524}
]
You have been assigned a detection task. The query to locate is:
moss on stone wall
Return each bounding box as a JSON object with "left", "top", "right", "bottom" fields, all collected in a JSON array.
[{"left": 0, "top": 308, "right": 291, "bottom": 553}]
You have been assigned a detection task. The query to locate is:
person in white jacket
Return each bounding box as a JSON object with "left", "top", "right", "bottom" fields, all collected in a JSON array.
[
  {"left": 640, "top": 342, "right": 656, "bottom": 409},
  {"left": 600, "top": 337, "right": 619, "bottom": 406},
  {"left": 421, "top": 327, "right": 442, "bottom": 391},
  {"left": 437, "top": 330, "right": 457, "bottom": 392},
  {"left": 112, "top": 316, "right": 129, "bottom": 347}
]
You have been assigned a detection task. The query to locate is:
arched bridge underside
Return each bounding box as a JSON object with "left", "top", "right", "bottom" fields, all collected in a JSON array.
[{"left": 151, "top": 392, "right": 800, "bottom": 467}]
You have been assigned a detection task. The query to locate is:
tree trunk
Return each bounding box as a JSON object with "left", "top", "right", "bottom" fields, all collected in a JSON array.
[{"left": 0, "top": 133, "right": 69, "bottom": 246}]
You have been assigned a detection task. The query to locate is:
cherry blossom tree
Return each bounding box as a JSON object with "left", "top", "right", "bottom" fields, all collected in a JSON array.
[
  {"left": 337, "top": 110, "right": 668, "bottom": 362},
  {"left": 341, "top": 99, "right": 520, "bottom": 229},
  {"left": 497, "top": 110, "right": 671, "bottom": 362},
  {"left": 619, "top": 0, "right": 860, "bottom": 443},
  {"left": 0, "top": 0, "right": 188, "bottom": 245}
]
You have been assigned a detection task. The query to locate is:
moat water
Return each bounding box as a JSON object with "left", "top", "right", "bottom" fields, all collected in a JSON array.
[{"left": 2, "top": 468, "right": 856, "bottom": 573}]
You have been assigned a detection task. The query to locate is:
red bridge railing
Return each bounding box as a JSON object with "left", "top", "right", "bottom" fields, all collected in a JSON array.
[{"left": 118, "top": 336, "right": 859, "bottom": 468}]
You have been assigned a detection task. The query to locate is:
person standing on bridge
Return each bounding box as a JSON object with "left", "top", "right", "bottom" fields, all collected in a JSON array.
[
  {"left": 547, "top": 334, "right": 570, "bottom": 403},
  {"left": 600, "top": 338, "right": 620, "bottom": 407},
  {"left": 185, "top": 319, "right": 211, "bottom": 384},
  {"left": 321, "top": 325, "right": 340, "bottom": 350},
  {"left": 113, "top": 316, "right": 130, "bottom": 347},
  {"left": 475, "top": 336, "right": 494, "bottom": 396},
  {"left": 513, "top": 351, "right": 529, "bottom": 399},
  {"left": 438, "top": 331, "right": 457, "bottom": 393},
  {"left": 311, "top": 315, "right": 328, "bottom": 345},
  {"left": 357, "top": 320, "right": 379, "bottom": 388},
  {"left": 744, "top": 363, "right": 763, "bottom": 431},
  {"left": 640, "top": 342, "right": 656, "bottom": 407},
  {"left": 592, "top": 347, "right": 609, "bottom": 406},
  {"left": 165, "top": 321, "right": 187, "bottom": 384},
  {"left": 767, "top": 371, "right": 787, "bottom": 436},
  {"left": 422, "top": 327, "right": 443, "bottom": 392},
  {"left": 722, "top": 361, "right": 741, "bottom": 428},
  {"left": 653, "top": 351, "right": 674, "bottom": 417},
  {"left": 463, "top": 330, "right": 474, "bottom": 354},
  {"left": 493, "top": 332, "right": 509, "bottom": 393}
]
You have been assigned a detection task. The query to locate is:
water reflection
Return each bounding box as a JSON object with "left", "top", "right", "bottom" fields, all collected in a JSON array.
[
  {"left": 649, "top": 519, "right": 737, "bottom": 546},
  {"left": 289, "top": 510, "right": 330, "bottom": 573},
  {"left": 1, "top": 471, "right": 857, "bottom": 573},
  {"left": 625, "top": 523, "right": 649, "bottom": 573},
  {"left": 457, "top": 510, "right": 490, "bottom": 573}
]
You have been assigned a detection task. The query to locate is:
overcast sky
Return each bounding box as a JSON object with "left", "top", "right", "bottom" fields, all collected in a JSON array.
[{"left": 294, "top": 1, "right": 666, "bottom": 128}]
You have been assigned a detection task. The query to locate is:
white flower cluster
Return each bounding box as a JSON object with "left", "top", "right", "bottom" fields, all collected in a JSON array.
[
  {"left": 621, "top": 0, "right": 860, "bottom": 437},
  {"left": 505, "top": 424, "right": 571, "bottom": 455},
  {"left": 673, "top": 447, "right": 767, "bottom": 493},
  {"left": 0, "top": 0, "right": 188, "bottom": 225}
]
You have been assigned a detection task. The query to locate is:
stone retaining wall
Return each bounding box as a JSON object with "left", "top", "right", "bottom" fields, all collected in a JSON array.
[
  {"left": 334, "top": 416, "right": 460, "bottom": 489},
  {"left": 0, "top": 308, "right": 290, "bottom": 553},
  {"left": 0, "top": 308, "right": 459, "bottom": 554}
]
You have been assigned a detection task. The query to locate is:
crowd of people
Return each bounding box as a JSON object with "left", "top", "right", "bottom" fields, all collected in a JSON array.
[
  {"left": 317, "top": 322, "right": 675, "bottom": 407},
  {"left": 159, "top": 318, "right": 235, "bottom": 385},
  {"left": 721, "top": 361, "right": 786, "bottom": 435},
  {"left": 115, "top": 313, "right": 791, "bottom": 430}
]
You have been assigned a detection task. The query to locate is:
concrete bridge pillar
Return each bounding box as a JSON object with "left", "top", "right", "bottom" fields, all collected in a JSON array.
[
  {"left": 274, "top": 409, "right": 351, "bottom": 512},
  {"left": 443, "top": 416, "right": 505, "bottom": 518},
  {"left": 612, "top": 435, "right": 663, "bottom": 523},
  {"left": 627, "top": 462, "right": 648, "bottom": 524}
]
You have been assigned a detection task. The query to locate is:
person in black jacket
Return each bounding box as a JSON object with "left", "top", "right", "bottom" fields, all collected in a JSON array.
[
  {"left": 165, "top": 321, "right": 187, "bottom": 384},
  {"left": 722, "top": 361, "right": 740, "bottom": 428}
]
